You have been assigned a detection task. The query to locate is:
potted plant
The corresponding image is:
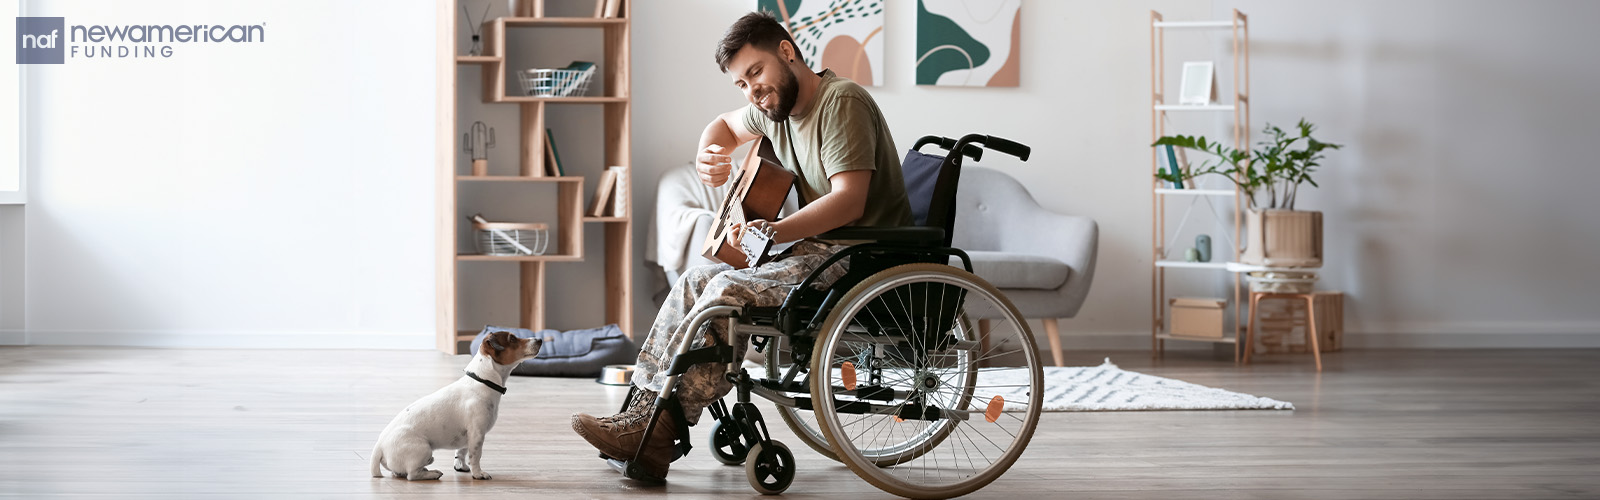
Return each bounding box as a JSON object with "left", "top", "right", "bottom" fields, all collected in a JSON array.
[{"left": 1153, "top": 119, "right": 1343, "bottom": 267}]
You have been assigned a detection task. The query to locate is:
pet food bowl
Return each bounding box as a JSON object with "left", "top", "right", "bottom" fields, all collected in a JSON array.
[{"left": 597, "top": 364, "right": 634, "bottom": 386}]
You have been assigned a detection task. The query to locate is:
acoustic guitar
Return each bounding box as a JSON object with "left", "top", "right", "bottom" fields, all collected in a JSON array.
[{"left": 701, "top": 136, "right": 795, "bottom": 269}]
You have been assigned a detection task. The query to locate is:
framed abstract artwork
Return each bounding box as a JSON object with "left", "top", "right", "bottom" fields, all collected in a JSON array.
[
  {"left": 756, "top": 0, "right": 886, "bottom": 86},
  {"left": 916, "top": 0, "right": 1021, "bottom": 87}
]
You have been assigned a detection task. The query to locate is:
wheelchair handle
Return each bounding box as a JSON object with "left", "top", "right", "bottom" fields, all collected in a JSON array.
[
  {"left": 913, "top": 135, "right": 983, "bottom": 162},
  {"left": 954, "top": 133, "right": 1030, "bottom": 162}
]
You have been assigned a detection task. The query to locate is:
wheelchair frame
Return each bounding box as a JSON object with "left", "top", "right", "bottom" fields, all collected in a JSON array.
[{"left": 606, "top": 134, "right": 1041, "bottom": 498}]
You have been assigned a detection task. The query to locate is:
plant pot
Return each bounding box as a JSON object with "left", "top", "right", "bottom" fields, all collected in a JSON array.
[{"left": 1240, "top": 209, "right": 1322, "bottom": 267}]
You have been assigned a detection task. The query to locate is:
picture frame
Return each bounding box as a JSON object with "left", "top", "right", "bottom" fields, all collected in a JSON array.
[{"left": 1179, "top": 61, "right": 1215, "bottom": 105}]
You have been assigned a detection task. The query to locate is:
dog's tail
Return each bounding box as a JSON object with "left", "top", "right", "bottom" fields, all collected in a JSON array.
[{"left": 370, "top": 443, "right": 384, "bottom": 477}]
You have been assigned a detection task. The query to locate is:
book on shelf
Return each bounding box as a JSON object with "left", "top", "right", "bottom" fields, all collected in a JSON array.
[
  {"left": 1174, "top": 145, "right": 1196, "bottom": 189},
  {"left": 588, "top": 169, "right": 617, "bottom": 217},
  {"left": 544, "top": 129, "right": 565, "bottom": 177},
  {"left": 606, "top": 166, "right": 627, "bottom": 217},
  {"left": 593, "top": 0, "right": 605, "bottom": 18},
  {"left": 601, "top": 0, "right": 622, "bottom": 18},
  {"left": 1161, "top": 144, "right": 1184, "bottom": 189}
]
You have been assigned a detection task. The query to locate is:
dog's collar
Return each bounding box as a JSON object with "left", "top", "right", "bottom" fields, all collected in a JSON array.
[{"left": 465, "top": 370, "right": 507, "bottom": 394}]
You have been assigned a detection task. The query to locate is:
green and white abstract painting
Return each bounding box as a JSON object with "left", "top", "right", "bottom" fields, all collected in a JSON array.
[
  {"left": 757, "top": 0, "right": 886, "bottom": 86},
  {"left": 916, "top": 0, "right": 1021, "bottom": 87}
]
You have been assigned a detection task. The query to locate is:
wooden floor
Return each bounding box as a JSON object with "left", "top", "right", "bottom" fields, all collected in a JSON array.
[{"left": 1, "top": 346, "right": 1597, "bottom": 499}]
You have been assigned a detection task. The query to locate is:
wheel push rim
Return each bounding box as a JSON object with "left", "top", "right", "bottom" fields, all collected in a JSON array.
[{"left": 812, "top": 265, "right": 1043, "bottom": 498}]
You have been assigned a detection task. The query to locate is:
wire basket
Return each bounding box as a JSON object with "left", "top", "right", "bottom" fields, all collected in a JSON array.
[
  {"left": 474, "top": 222, "right": 549, "bottom": 256},
  {"left": 518, "top": 68, "right": 595, "bottom": 97}
]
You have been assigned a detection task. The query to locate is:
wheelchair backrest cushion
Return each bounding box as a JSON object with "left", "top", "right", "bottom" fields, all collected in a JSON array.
[{"left": 901, "top": 149, "right": 945, "bottom": 226}]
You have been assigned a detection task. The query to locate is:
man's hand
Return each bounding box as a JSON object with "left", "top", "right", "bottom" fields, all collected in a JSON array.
[
  {"left": 725, "top": 219, "right": 775, "bottom": 247},
  {"left": 697, "top": 144, "right": 734, "bottom": 187}
]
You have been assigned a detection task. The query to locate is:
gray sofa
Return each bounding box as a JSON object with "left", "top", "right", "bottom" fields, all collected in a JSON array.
[
  {"left": 948, "top": 166, "right": 1098, "bottom": 366},
  {"left": 648, "top": 164, "right": 1097, "bottom": 366}
]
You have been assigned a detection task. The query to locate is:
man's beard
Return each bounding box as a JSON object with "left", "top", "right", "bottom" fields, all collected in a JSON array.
[{"left": 762, "top": 66, "right": 800, "bottom": 122}]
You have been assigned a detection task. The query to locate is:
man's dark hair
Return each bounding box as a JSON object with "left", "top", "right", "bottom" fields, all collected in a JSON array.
[{"left": 715, "top": 11, "right": 802, "bottom": 73}]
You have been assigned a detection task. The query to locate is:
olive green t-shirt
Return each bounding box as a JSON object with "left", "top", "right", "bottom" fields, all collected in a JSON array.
[{"left": 742, "top": 69, "right": 912, "bottom": 229}]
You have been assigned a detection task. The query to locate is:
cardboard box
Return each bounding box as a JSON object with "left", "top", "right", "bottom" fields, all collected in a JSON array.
[{"left": 1169, "top": 297, "right": 1226, "bottom": 338}]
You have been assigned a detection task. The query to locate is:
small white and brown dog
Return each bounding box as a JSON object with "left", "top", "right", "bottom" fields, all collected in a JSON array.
[{"left": 371, "top": 331, "right": 541, "bottom": 480}]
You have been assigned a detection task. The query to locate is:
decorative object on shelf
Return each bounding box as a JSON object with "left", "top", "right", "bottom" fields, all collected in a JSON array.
[
  {"left": 1195, "top": 234, "right": 1212, "bottom": 262},
  {"left": 471, "top": 214, "right": 549, "bottom": 256},
  {"left": 519, "top": 61, "right": 596, "bottom": 97},
  {"left": 507, "top": 0, "right": 522, "bottom": 18},
  {"left": 916, "top": 0, "right": 1022, "bottom": 87},
  {"left": 461, "top": 2, "right": 492, "bottom": 56},
  {"left": 1183, "top": 247, "right": 1200, "bottom": 262},
  {"left": 757, "top": 0, "right": 886, "bottom": 86},
  {"left": 1152, "top": 119, "right": 1343, "bottom": 267},
  {"left": 463, "top": 121, "right": 495, "bottom": 176},
  {"left": 1178, "top": 61, "right": 1215, "bottom": 105}
]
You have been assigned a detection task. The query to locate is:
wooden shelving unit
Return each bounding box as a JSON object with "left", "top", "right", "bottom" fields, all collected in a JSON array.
[
  {"left": 1149, "top": 9, "right": 1249, "bottom": 363},
  {"left": 436, "top": 0, "right": 632, "bottom": 354}
]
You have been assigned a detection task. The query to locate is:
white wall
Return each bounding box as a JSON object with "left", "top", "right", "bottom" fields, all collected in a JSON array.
[
  {"left": 629, "top": 0, "right": 1600, "bottom": 349},
  {"left": 8, "top": 0, "right": 1598, "bottom": 350},
  {"left": 10, "top": 0, "right": 436, "bottom": 348}
]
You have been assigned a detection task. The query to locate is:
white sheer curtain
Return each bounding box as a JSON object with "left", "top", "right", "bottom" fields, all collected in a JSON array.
[{"left": 1, "top": 0, "right": 23, "bottom": 203}]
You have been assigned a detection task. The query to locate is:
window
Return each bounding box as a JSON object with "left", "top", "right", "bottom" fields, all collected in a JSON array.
[{"left": 2, "top": 1, "right": 24, "bottom": 204}]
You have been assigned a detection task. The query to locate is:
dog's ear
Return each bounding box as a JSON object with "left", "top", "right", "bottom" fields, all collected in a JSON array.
[{"left": 483, "top": 331, "right": 512, "bottom": 353}]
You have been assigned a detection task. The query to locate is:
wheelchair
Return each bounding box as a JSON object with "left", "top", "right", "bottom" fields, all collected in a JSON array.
[{"left": 607, "top": 134, "right": 1045, "bottom": 499}]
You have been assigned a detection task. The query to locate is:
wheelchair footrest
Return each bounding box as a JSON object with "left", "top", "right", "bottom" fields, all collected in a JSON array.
[
  {"left": 794, "top": 397, "right": 948, "bottom": 422},
  {"left": 754, "top": 377, "right": 808, "bottom": 394},
  {"left": 606, "top": 458, "right": 667, "bottom": 484}
]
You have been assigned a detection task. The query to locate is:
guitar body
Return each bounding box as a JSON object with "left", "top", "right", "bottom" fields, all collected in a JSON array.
[{"left": 701, "top": 137, "right": 795, "bottom": 269}]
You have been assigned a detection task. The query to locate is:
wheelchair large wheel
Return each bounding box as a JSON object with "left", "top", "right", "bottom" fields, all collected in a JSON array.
[{"left": 810, "top": 263, "right": 1044, "bottom": 499}]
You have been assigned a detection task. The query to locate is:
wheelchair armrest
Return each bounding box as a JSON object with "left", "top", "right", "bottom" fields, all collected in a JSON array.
[{"left": 815, "top": 226, "right": 944, "bottom": 243}]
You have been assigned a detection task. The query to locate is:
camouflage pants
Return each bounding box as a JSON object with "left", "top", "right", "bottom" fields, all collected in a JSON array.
[{"left": 633, "top": 240, "right": 846, "bottom": 426}]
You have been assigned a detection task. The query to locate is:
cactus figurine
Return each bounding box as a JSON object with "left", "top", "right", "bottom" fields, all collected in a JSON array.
[
  {"left": 1196, "top": 234, "right": 1213, "bottom": 262},
  {"left": 464, "top": 121, "right": 495, "bottom": 176}
]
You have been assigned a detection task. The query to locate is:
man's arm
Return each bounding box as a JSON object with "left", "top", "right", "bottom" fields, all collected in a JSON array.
[
  {"left": 756, "top": 170, "right": 871, "bottom": 244},
  {"left": 695, "top": 109, "right": 762, "bottom": 187}
]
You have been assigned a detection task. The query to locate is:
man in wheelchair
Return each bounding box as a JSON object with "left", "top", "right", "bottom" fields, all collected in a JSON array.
[{"left": 570, "top": 11, "right": 913, "bottom": 482}]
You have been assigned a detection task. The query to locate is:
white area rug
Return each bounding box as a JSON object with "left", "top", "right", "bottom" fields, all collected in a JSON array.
[{"left": 978, "top": 359, "right": 1294, "bottom": 411}]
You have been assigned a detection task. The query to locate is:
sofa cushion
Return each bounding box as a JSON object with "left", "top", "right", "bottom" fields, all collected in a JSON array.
[{"left": 950, "top": 251, "right": 1071, "bottom": 290}]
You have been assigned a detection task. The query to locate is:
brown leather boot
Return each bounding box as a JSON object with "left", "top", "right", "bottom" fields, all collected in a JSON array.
[
  {"left": 571, "top": 391, "right": 680, "bottom": 481},
  {"left": 590, "top": 389, "right": 654, "bottom": 427}
]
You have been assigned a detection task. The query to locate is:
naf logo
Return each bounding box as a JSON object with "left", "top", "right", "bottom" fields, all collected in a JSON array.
[{"left": 16, "top": 17, "right": 65, "bottom": 64}]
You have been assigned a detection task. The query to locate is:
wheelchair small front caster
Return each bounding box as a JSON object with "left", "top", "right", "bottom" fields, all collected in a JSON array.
[
  {"left": 709, "top": 416, "right": 753, "bottom": 465},
  {"left": 745, "top": 440, "right": 795, "bottom": 495}
]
